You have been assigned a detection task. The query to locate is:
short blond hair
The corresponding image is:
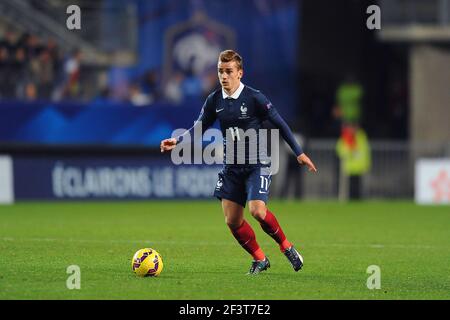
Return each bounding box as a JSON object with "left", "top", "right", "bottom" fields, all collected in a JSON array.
[{"left": 218, "top": 50, "right": 243, "bottom": 70}]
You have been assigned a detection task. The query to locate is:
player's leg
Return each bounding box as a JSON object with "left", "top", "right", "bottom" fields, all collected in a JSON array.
[
  {"left": 247, "top": 168, "right": 304, "bottom": 271},
  {"left": 221, "top": 198, "right": 269, "bottom": 275},
  {"left": 248, "top": 200, "right": 291, "bottom": 252},
  {"left": 221, "top": 199, "right": 263, "bottom": 260},
  {"left": 214, "top": 167, "right": 269, "bottom": 274}
]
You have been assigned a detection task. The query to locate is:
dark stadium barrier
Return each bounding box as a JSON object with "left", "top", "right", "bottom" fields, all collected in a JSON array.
[
  {"left": 0, "top": 101, "right": 202, "bottom": 147},
  {"left": 0, "top": 146, "right": 222, "bottom": 203}
]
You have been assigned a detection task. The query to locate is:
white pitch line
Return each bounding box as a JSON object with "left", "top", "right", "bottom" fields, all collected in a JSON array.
[{"left": 0, "top": 237, "right": 441, "bottom": 249}]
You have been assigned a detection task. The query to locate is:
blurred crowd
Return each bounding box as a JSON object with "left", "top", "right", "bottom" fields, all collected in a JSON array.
[
  {"left": 0, "top": 28, "right": 217, "bottom": 107},
  {"left": 99, "top": 62, "right": 218, "bottom": 107},
  {"left": 0, "top": 29, "right": 85, "bottom": 101}
]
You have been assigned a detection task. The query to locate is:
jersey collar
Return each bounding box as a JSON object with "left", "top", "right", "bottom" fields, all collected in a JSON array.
[{"left": 222, "top": 82, "right": 245, "bottom": 100}]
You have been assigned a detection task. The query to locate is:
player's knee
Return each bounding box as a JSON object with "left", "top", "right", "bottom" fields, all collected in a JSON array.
[
  {"left": 249, "top": 206, "right": 266, "bottom": 222},
  {"left": 225, "top": 216, "right": 242, "bottom": 230}
]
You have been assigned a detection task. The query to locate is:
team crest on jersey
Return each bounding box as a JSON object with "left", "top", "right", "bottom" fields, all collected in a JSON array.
[{"left": 239, "top": 103, "right": 249, "bottom": 119}]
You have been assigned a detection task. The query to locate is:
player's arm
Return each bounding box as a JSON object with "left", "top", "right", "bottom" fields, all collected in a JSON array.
[
  {"left": 160, "top": 97, "right": 216, "bottom": 153},
  {"left": 256, "top": 94, "right": 317, "bottom": 172},
  {"left": 268, "top": 108, "right": 317, "bottom": 172}
]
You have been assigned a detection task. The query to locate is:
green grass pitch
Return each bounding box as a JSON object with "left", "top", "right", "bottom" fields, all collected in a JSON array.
[{"left": 0, "top": 200, "right": 449, "bottom": 299}]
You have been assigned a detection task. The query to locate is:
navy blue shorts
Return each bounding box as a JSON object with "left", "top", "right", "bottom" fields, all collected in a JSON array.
[{"left": 213, "top": 166, "right": 273, "bottom": 208}]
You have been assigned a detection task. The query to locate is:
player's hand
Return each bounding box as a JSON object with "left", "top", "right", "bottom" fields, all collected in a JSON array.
[
  {"left": 160, "top": 138, "right": 177, "bottom": 153},
  {"left": 297, "top": 153, "right": 317, "bottom": 172}
]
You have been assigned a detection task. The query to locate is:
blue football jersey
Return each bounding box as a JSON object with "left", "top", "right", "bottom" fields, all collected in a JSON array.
[{"left": 178, "top": 84, "right": 303, "bottom": 166}]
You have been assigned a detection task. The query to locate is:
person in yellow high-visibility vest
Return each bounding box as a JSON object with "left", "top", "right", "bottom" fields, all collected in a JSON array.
[{"left": 336, "top": 124, "right": 371, "bottom": 199}]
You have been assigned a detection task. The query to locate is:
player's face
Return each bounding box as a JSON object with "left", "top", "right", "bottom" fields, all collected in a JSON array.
[{"left": 218, "top": 61, "right": 243, "bottom": 94}]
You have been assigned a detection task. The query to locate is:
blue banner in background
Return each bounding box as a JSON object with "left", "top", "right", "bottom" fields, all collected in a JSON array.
[
  {"left": 0, "top": 101, "right": 204, "bottom": 146},
  {"left": 13, "top": 155, "right": 222, "bottom": 200}
]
